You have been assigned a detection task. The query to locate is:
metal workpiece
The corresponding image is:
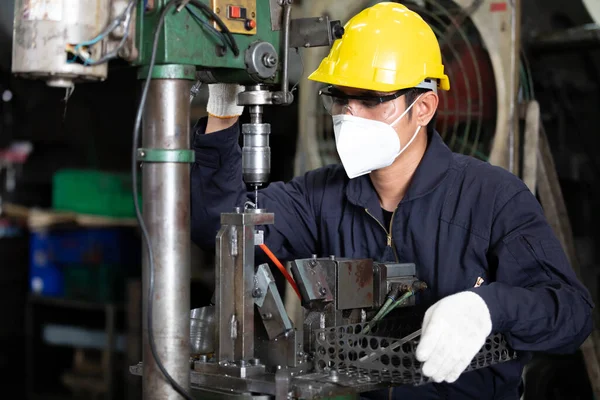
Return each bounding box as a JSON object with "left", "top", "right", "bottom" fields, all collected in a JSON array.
[
  {"left": 254, "top": 264, "right": 294, "bottom": 340},
  {"left": 216, "top": 210, "right": 275, "bottom": 363},
  {"left": 215, "top": 222, "right": 236, "bottom": 362},
  {"left": 217, "top": 223, "right": 255, "bottom": 361},
  {"left": 292, "top": 257, "right": 378, "bottom": 311},
  {"left": 141, "top": 79, "right": 193, "bottom": 400},
  {"left": 291, "top": 258, "right": 334, "bottom": 307},
  {"left": 336, "top": 259, "right": 374, "bottom": 310},
  {"left": 11, "top": 0, "right": 111, "bottom": 87}
]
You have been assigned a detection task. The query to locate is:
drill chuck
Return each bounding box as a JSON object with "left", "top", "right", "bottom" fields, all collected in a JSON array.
[{"left": 242, "top": 122, "right": 271, "bottom": 185}]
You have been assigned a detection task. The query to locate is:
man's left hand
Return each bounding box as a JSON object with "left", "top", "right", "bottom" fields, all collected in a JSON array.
[{"left": 415, "top": 291, "right": 492, "bottom": 383}]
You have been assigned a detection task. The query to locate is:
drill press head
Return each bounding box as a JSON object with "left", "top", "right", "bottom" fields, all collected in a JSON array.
[
  {"left": 242, "top": 104, "right": 271, "bottom": 187},
  {"left": 238, "top": 85, "right": 277, "bottom": 189}
]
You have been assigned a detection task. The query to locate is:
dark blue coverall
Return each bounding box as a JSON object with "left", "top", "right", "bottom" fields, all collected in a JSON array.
[{"left": 190, "top": 117, "right": 594, "bottom": 400}]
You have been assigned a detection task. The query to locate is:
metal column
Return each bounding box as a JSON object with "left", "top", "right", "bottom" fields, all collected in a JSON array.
[{"left": 140, "top": 69, "right": 194, "bottom": 399}]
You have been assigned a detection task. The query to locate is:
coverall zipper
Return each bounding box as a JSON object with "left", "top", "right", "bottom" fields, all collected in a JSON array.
[{"left": 365, "top": 208, "right": 400, "bottom": 262}]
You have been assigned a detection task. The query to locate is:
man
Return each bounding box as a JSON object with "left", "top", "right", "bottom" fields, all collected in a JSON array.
[{"left": 191, "top": 2, "right": 593, "bottom": 399}]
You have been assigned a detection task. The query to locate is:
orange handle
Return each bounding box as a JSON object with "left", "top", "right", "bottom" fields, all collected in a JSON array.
[{"left": 259, "top": 243, "right": 301, "bottom": 300}]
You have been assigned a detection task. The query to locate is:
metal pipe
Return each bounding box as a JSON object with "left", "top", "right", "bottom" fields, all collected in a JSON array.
[
  {"left": 142, "top": 79, "right": 192, "bottom": 399},
  {"left": 281, "top": 2, "right": 292, "bottom": 103}
]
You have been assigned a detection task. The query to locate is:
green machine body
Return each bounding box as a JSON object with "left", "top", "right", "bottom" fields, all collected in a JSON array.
[{"left": 134, "top": 0, "right": 284, "bottom": 85}]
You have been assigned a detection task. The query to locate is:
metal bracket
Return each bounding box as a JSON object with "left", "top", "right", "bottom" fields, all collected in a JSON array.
[
  {"left": 255, "top": 264, "right": 294, "bottom": 339},
  {"left": 136, "top": 148, "right": 195, "bottom": 163}
]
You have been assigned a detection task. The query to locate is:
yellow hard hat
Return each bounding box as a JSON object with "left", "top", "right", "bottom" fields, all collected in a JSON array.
[{"left": 308, "top": 2, "right": 450, "bottom": 92}]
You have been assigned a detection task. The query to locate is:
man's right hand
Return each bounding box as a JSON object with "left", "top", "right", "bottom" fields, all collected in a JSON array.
[{"left": 205, "top": 83, "right": 245, "bottom": 134}]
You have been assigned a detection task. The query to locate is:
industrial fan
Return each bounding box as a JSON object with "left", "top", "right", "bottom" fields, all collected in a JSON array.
[{"left": 408, "top": 0, "right": 498, "bottom": 160}]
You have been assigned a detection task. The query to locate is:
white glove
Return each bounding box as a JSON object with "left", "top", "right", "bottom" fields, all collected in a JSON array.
[
  {"left": 415, "top": 291, "right": 492, "bottom": 383},
  {"left": 206, "top": 83, "right": 245, "bottom": 118}
]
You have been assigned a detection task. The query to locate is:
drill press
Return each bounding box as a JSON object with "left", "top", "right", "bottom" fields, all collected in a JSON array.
[
  {"left": 11, "top": 1, "right": 518, "bottom": 398},
  {"left": 12, "top": 1, "right": 343, "bottom": 398}
]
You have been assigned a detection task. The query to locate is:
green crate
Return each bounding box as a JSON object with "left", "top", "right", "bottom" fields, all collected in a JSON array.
[
  {"left": 52, "top": 169, "right": 142, "bottom": 218},
  {"left": 63, "top": 264, "right": 126, "bottom": 303}
]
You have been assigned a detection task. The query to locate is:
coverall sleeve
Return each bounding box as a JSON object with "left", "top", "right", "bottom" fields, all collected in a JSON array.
[
  {"left": 472, "top": 186, "right": 594, "bottom": 354},
  {"left": 190, "top": 117, "right": 319, "bottom": 260}
]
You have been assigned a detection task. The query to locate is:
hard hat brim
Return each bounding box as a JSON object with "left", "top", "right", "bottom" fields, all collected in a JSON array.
[{"left": 308, "top": 70, "right": 450, "bottom": 93}]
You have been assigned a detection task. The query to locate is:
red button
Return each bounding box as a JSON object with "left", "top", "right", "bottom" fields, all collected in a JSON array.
[
  {"left": 229, "top": 5, "right": 241, "bottom": 19},
  {"left": 490, "top": 2, "right": 507, "bottom": 11},
  {"left": 245, "top": 19, "right": 256, "bottom": 30}
]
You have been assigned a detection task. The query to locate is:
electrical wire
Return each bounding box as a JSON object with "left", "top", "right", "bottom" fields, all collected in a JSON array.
[
  {"left": 259, "top": 243, "right": 302, "bottom": 300},
  {"left": 85, "top": 1, "right": 136, "bottom": 65},
  {"left": 187, "top": 0, "right": 240, "bottom": 56},
  {"left": 363, "top": 289, "right": 414, "bottom": 334},
  {"left": 70, "top": 0, "right": 137, "bottom": 65},
  {"left": 79, "top": 0, "right": 135, "bottom": 45},
  {"left": 363, "top": 296, "right": 395, "bottom": 335},
  {"left": 185, "top": 4, "right": 227, "bottom": 50},
  {"left": 378, "top": 290, "right": 414, "bottom": 320},
  {"left": 131, "top": 1, "right": 194, "bottom": 399}
]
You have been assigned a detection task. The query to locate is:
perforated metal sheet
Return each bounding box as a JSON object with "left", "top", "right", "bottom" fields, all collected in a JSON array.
[{"left": 314, "top": 317, "right": 517, "bottom": 386}]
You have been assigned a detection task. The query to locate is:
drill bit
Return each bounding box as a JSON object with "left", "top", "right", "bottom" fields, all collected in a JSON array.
[{"left": 254, "top": 185, "right": 259, "bottom": 209}]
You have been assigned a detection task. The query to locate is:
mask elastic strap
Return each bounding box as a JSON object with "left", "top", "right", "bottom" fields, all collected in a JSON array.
[
  {"left": 389, "top": 93, "right": 424, "bottom": 128},
  {"left": 398, "top": 125, "right": 422, "bottom": 156}
]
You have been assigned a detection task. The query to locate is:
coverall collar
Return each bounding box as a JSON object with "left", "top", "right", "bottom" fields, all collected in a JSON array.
[{"left": 345, "top": 130, "right": 453, "bottom": 209}]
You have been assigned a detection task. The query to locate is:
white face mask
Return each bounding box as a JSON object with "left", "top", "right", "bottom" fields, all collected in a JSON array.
[{"left": 333, "top": 94, "right": 423, "bottom": 179}]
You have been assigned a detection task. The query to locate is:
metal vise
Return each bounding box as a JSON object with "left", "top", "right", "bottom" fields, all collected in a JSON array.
[
  {"left": 194, "top": 206, "right": 427, "bottom": 375},
  {"left": 289, "top": 257, "right": 425, "bottom": 358}
]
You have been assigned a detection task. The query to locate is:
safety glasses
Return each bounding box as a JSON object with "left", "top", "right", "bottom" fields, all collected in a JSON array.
[{"left": 319, "top": 86, "right": 411, "bottom": 120}]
